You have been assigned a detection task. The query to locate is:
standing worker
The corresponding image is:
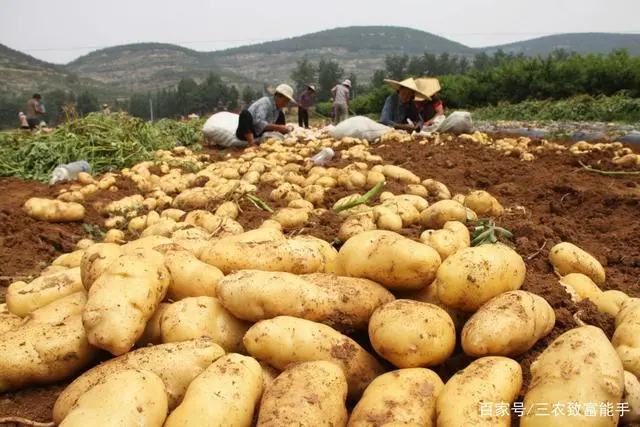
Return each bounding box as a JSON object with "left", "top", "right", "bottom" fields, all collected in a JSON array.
[
  {"left": 235, "top": 83, "right": 296, "bottom": 146},
  {"left": 25, "top": 93, "right": 45, "bottom": 130},
  {"left": 331, "top": 79, "right": 351, "bottom": 124},
  {"left": 297, "top": 84, "right": 315, "bottom": 129},
  {"left": 101, "top": 104, "right": 111, "bottom": 115}
]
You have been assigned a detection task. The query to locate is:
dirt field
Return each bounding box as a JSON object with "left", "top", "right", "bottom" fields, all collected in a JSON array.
[{"left": 0, "top": 135, "right": 639, "bottom": 426}]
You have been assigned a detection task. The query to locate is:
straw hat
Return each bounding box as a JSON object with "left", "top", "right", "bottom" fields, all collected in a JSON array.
[
  {"left": 414, "top": 78, "right": 441, "bottom": 101},
  {"left": 384, "top": 78, "right": 429, "bottom": 99},
  {"left": 306, "top": 84, "right": 316, "bottom": 92},
  {"left": 342, "top": 79, "right": 352, "bottom": 87},
  {"left": 275, "top": 84, "right": 296, "bottom": 103}
]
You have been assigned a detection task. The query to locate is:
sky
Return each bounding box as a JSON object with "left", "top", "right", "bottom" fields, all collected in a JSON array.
[{"left": 1, "top": 0, "right": 638, "bottom": 64}]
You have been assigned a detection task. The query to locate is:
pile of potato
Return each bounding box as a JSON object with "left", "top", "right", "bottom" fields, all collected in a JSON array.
[{"left": 9, "top": 132, "right": 640, "bottom": 426}]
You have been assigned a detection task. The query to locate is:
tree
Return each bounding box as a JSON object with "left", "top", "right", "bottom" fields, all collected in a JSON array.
[
  {"left": 76, "top": 90, "right": 100, "bottom": 117},
  {"left": 175, "top": 78, "right": 199, "bottom": 115},
  {"left": 128, "top": 93, "right": 151, "bottom": 119},
  {"left": 385, "top": 54, "right": 409, "bottom": 80},
  {"left": 242, "top": 86, "right": 256, "bottom": 105},
  {"left": 317, "top": 59, "right": 344, "bottom": 101},
  {"left": 371, "top": 69, "right": 387, "bottom": 88},
  {"left": 290, "top": 57, "right": 317, "bottom": 94},
  {"left": 347, "top": 72, "right": 359, "bottom": 98}
]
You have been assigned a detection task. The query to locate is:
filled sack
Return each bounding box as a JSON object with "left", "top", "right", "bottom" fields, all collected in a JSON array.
[
  {"left": 329, "top": 116, "right": 391, "bottom": 142},
  {"left": 202, "top": 112, "right": 247, "bottom": 148}
]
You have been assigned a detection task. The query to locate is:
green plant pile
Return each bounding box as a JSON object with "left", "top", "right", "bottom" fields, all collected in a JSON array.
[{"left": 0, "top": 113, "right": 204, "bottom": 182}]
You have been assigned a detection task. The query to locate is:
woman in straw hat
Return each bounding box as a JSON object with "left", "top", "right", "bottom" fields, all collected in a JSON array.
[
  {"left": 414, "top": 77, "right": 445, "bottom": 126},
  {"left": 331, "top": 79, "right": 351, "bottom": 124},
  {"left": 379, "top": 77, "right": 429, "bottom": 132},
  {"left": 235, "top": 83, "right": 296, "bottom": 146}
]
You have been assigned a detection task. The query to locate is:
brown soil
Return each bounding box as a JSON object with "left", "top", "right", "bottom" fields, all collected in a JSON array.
[{"left": 0, "top": 134, "right": 639, "bottom": 426}]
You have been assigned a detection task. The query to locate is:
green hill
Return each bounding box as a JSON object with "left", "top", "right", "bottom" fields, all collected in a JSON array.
[{"left": 481, "top": 33, "right": 640, "bottom": 56}]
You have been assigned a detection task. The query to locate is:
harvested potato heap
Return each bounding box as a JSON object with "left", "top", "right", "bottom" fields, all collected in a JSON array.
[{"left": 7, "top": 135, "right": 638, "bottom": 426}]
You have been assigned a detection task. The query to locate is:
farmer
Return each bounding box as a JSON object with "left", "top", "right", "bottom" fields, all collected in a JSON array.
[
  {"left": 297, "top": 84, "right": 315, "bottom": 129},
  {"left": 25, "top": 93, "right": 44, "bottom": 130},
  {"left": 379, "top": 78, "right": 428, "bottom": 132},
  {"left": 331, "top": 79, "right": 351, "bottom": 124},
  {"left": 235, "top": 83, "right": 296, "bottom": 146},
  {"left": 102, "top": 104, "right": 111, "bottom": 115},
  {"left": 414, "top": 77, "right": 445, "bottom": 126}
]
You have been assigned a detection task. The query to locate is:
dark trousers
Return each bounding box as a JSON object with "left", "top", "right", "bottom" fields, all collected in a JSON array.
[
  {"left": 298, "top": 107, "right": 309, "bottom": 128},
  {"left": 27, "top": 118, "right": 39, "bottom": 129},
  {"left": 236, "top": 110, "right": 286, "bottom": 141}
]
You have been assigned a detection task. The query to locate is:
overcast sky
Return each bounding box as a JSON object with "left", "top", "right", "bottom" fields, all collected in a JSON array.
[{"left": 1, "top": 0, "right": 638, "bottom": 64}]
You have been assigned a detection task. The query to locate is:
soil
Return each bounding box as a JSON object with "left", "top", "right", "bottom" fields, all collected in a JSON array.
[{"left": 0, "top": 133, "right": 639, "bottom": 426}]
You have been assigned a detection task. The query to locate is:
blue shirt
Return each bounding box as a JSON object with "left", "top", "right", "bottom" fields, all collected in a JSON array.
[
  {"left": 380, "top": 93, "right": 423, "bottom": 128},
  {"left": 247, "top": 96, "right": 281, "bottom": 135}
]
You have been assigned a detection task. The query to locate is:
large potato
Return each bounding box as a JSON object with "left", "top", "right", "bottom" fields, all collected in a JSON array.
[
  {"left": 155, "top": 245, "right": 224, "bottom": 299},
  {"left": 256, "top": 361, "right": 348, "bottom": 427},
  {"left": 549, "top": 242, "right": 606, "bottom": 285},
  {"left": 336, "top": 230, "right": 441, "bottom": 291},
  {"left": 165, "top": 354, "right": 263, "bottom": 427},
  {"left": 244, "top": 316, "right": 384, "bottom": 400},
  {"left": 348, "top": 368, "right": 444, "bottom": 427},
  {"left": 420, "top": 200, "right": 468, "bottom": 229},
  {"left": 83, "top": 251, "right": 170, "bottom": 355},
  {"left": 6, "top": 267, "right": 84, "bottom": 316},
  {"left": 80, "top": 243, "right": 123, "bottom": 290},
  {"left": 24, "top": 197, "right": 85, "bottom": 222},
  {"left": 464, "top": 190, "right": 504, "bottom": 217},
  {"left": 369, "top": 300, "right": 455, "bottom": 368},
  {"left": 436, "top": 243, "right": 526, "bottom": 312},
  {"left": 161, "top": 296, "right": 249, "bottom": 353},
  {"left": 437, "top": 357, "right": 522, "bottom": 427},
  {"left": 58, "top": 369, "right": 168, "bottom": 427},
  {"left": 612, "top": 298, "right": 640, "bottom": 378},
  {"left": 217, "top": 270, "right": 393, "bottom": 332},
  {"left": 462, "top": 291, "right": 555, "bottom": 357},
  {"left": 521, "top": 326, "right": 624, "bottom": 426},
  {"left": 53, "top": 338, "right": 225, "bottom": 423}
]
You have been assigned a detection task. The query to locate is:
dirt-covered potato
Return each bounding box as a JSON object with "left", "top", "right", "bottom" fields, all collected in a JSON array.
[
  {"left": 24, "top": 197, "right": 85, "bottom": 222},
  {"left": 52, "top": 250, "right": 86, "bottom": 268},
  {"left": 348, "top": 368, "right": 444, "bottom": 427},
  {"left": 80, "top": 243, "right": 124, "bottom": 290},
  {"left": 369, "top": 300, "right": 455, "bottom": 368},
  {"left": 58, "top": 369, "right": 168, "bottom": 427},
  {"left": 160, "top": 296, "right": 249, "bottom": 353},
  {"left": 336, "top": 230, "right": 441, "bottom": 291},
  {"left": 420, "top": 200, "right": 468, "bottom": 229},
  {"left": 215, "top": 201, "right": 239, "bottom": 219},
  {"left": 549, "top": 242, "right": 605, "bottom": 285},
  {"left": 464, "top": 190, "right": 504, "bottom": 217},
  {"left": 521, "top": 326, "right": 624, "bottom": 426},
  {"left": 6, "top": 267, "right": 84, "bottom": 316},
  {"left": 437, "top": 357, "right": 522, "bottom": 426},
  {"left": 436, "top": 243, "right": 526, "bottom": 312},
  {"left": 103, "top": 229, "right": 125, "bottom": 244},
  {"left": 420, "top": 228, "right": 461, "bottom": 260},
  {"left": 339, "top": 212, "right": 377, "bottom": 242},
  {"left": 52, "top": 338, "right": 225, "bottom": 424},
  {"left": 217, "top": 270, "right": 393, "bottom": 332},
  {"left": 83, "top": 251, "right": 170, "bottom": 355},
  {"left": 382, "top": 165, "right": 421, "bottom": 184},
  {"left": 165, "top": 354, "right": 263, "bottom": 427},
  {"left": 422, "top": 179, "right": 451, "bottom": 200},
  {"left": 272, "top": 207, "right": 310, "bottom": 229},
  {"left": 462, "top": 291, "right": 555, "bottom": 357},
  {"left": 256, "top": 361, "right": 348, "bottom": 427},
  {"left": 244, "top": 316, "right": 384, "bottom": 400},
  {"left": 613, "top": 298, "right": 640, "bottom": 378}
]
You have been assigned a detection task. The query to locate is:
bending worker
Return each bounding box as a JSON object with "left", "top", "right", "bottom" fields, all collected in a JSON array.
[
  {"left": 379, "top": 77, "right": 428, "bottom": 132},
  {"left": 235, "top": 84, "right": 296, "bottom": 145}
]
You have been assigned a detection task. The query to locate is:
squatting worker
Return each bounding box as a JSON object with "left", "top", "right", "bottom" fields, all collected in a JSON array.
[
  {"left": 414, "top": 77, "right": 445, "bottom": 126},
  {"left": 297, "top": 84, "right": 315, "bottom": 129},
  {"left": 379, "top": 78, "right": 428, "bottom": 132},
  {"left": 235, "top": 84, "right": 296, "bottom": 146},
  {"left": 331, "top": 79, "right": 351, "bottom": 124},
  {"left": 26, "top": 93, "right": 44, "bottom": 130}
]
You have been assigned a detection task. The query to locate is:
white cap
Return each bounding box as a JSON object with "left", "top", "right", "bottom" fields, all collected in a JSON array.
[
  {"left": 275, "top": 84, "right": 296, "bottom": 103},
  {"left": 343, "top": 79, "right": 352, "bottom": 87}
]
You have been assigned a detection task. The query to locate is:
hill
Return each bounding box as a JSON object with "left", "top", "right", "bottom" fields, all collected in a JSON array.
[{"left": 481, "top": 33, "right": 640, "bottom": 56}]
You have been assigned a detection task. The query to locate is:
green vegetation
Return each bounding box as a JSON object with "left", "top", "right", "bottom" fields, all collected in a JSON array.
[{"left": 0, "top": 113, "right": 204, "bottom": 182}]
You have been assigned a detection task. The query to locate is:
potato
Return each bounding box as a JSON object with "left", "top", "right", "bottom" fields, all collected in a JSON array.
[
  {"left": 443, "top": 220, "right": 470, "bottom": 248},
  {"left": 374, "top": 206, "right": 403, "bottom": 231},
  {"left": 420, "top": 200, "right": 468, "bottom": 229},
  {"left": 52, "top": 250, "right": 85, "bottom": 268},
  {"left": 214, "top": 201, "right": 239, "bottom": 219},
  {"left": 6, "top": 267, "right": 83, "bottom": 316},
  {"left": 58, "top": 369, "right": 168, "bottom": 427},
  {"left": 405, "top": 184, "right": 428, "bottom": 198},
  {"left": 121, "top": 235, "right": 172, "bottom": 254},
  {"left": 53, "top": 338, "right": 225, "bottom": 423},
  {"left": 521, "top": 326, "right": 624, "bottom": 426},
  {"left": 127, "top": 215, "right": 147, "bottom": 233},
  {"left": 77, "top": 171, "right": 95, "bottom": 185},
  {"left": 165, "top": 354, "right": 263, "bottom": 427},
  {"left": 377, "top": 199, "right": 420, "bottom": 227},
  {"left": 348, "top": 368, "right": 444, "bottom": 427},
  {"left": 260, "top": 219, "right": 283, "bottom": 231},
  {"left": 437, "top": 357, "right": 522, "bottom": 427},
  {"left": 336, "top": 230, "right": 441, "bottom": 291},
  {"left": 366, "top": 171, "right": 386, "bottom": 189},
  {"left": 422, "top": 179, "right": 451, "bottom": 200},
  {"left": 141, "top": 218, "right": 179, "bottom": 237},
  {"left": 75, "top": 238, "right": 95, "bottom": 250},
  {"left": 256, "top": 361, "right": 348, "bottom": 427},
  {"left": 420, "top": 229, "right": 461, "bottom": 260},
  {"left": 622, "top": 371, "right": 640, "bottom": 423},
  {"left": 369, "top": 300, "right": 455, "bottom": 368},
  {"left": 103, "top": 228, "right": 125, "bottom": 244},
  {"left": 549, "top": 242, "right": 605, "bottom": 285},
  {"left": 156, "top": 246, "right": 224, "bottom": 300},
  {"left": 382, "top": 165, "right": 420, "bottom": 184},
  {"left": 80, "top": 243, "right": 123, "bottom": 290},
  {"left": 339, "top": 212, "right": 377, "bottom": 241},
  {"left": 184, "top": 210, "right": 244, "bottom": 235},
  {"left": 83, "top": 251, "right": 170, "bottom": 355},
  {"left": 272, "top": 207, "right": 309, "bottom": 229},
  {"left": 407, "top": 282, "right": 469, "bottom": 331},
  {"left": 597, "top": 290, "right": 630, "bottom": 317},
  {"left": 436, "top": 243, "right": 526, "bottom": 312},
  {"left": 464, "top": 190, "right": 504, "bottom": 217},
  {"left": 24, "top": 197, "right": 85, "bottom": 222},
  {"left": 338, "top": 170, "right": 367, "bottom": 190},
  {"left": 146, "top": 210, "right": 161, "bottom": 226},
  {"left": 0, "top": 304, "right": 22, "bottom": 334},
  {"left": 244, "top": 316, "right": 384, "bottom": 400},
  {"left": 462, "top": 290, "right": 555, "bottom": 357},
  {"left": 137, "top": 303, "right": 171, "bottom": 346},
  {"left": 40, "top": 265, "right": 68, "bottom": 276},
  {"left": 217, "top": 270, "right": 394, "bottom": 332},
  {"left": 613, "top": 298, "right": 640, "bottom": 378},
  {"left": 161, "top": 296, "right": 249, "bottom": 353},
  {"left": 271, "top": 183, "right": 302, "bottom": 203},
  {"left": 288, "top": 198, "right": 314, "bottom": 210}
]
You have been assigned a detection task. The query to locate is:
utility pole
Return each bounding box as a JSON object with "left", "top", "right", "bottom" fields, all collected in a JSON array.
[{"left": 149, "top": 98, "right": 154, "bottom": 122}]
